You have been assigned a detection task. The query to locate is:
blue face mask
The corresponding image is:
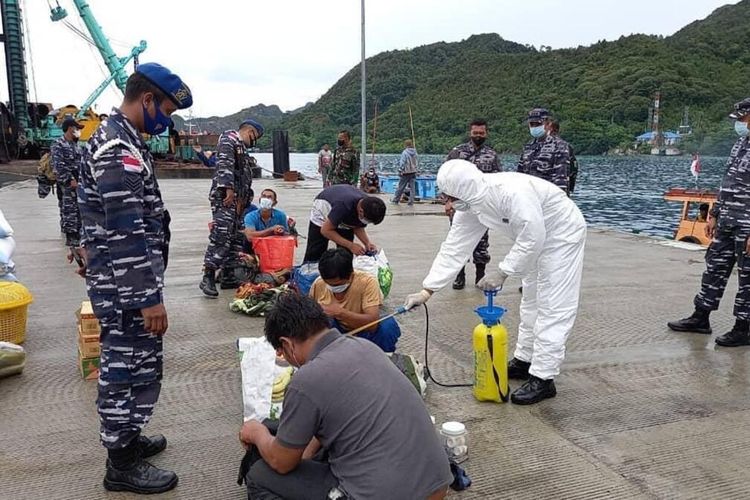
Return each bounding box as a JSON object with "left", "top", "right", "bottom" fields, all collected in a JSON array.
[
  {"left": 735, "top": 120, "right": 749, "bottom": 137},
  {"left": 529, "top": 125, "right": 546, "bottom": 138},
  {"left": 143, "top": 98, "right": 172, "bottom": 135}
]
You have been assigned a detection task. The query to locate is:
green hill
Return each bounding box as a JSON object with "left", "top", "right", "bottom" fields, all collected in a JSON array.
[{"left": 182, "top": 1, "right": 750, "bottom": 155}]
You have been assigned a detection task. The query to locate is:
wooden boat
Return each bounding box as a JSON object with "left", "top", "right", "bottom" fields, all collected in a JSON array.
[{"left": 663, "top": 188, "right": 718, "bottom": 246}]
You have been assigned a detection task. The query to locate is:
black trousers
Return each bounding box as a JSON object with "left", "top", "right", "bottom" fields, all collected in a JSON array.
[{"left": 303, "top": 222, "right": 354, "bottom": 263}]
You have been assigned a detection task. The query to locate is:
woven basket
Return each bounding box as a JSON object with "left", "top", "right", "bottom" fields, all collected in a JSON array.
[{"left": 0, "top": 281, "right": 33, "bottom": 344}]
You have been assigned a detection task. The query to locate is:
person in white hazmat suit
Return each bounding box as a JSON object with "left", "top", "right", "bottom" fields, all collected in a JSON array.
[{"left": 404, "top": 159, "right": 587, "bottom": 404}]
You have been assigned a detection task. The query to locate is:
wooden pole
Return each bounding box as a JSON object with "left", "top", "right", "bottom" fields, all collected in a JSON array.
[{"left": 346, "top": 309, "right": 405, "bottom": 337}]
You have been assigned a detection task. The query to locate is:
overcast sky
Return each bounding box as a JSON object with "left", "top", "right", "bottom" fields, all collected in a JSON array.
[{"left": 2, "top": 0, "right": 740, "bottom": 119}]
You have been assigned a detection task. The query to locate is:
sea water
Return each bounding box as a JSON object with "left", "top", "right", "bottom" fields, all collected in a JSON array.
[{"left": 251, "top": 152, "right": 727, "bottom": 240}]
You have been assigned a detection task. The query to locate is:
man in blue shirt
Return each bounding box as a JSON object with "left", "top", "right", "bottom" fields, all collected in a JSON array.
[{"left": 243, "top": 188, "right": 289, "bottom": 240}]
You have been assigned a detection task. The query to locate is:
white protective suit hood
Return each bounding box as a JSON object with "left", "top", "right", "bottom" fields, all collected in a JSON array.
[{"left": 437, "top": 159, "right": 488, "bottom": 209}]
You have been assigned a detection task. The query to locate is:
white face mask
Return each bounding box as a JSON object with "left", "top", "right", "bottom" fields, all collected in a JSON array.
[
  {"left": 735, "top": 120, "right": 749, "bottom": 137},
  {"left": 259, "top": 197, "right": 273, "bottom": 210},
  {"left": 73, "top": 129, "right": 81, "bottom": 139},
  {"left": 452, "top": 200, "right": 470, "bottom": 212},
  {"left": 359, "top": 218, "right": 370, "bottom": 225},
  {"left": 327, "top": 283, "right": 350, "bottom": 294},
  {"left": 282, "top": 340, "right": 302, "bottom": 368}
]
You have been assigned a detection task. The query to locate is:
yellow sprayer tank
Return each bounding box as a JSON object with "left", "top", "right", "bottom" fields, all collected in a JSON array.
[{"left": 472, "top": 291, "right": 509, "bottom": 403}]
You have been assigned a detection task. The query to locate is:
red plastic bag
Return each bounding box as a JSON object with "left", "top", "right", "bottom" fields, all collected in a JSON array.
[{"left": 252, "top": 236, "right": 296, "bottom": 273}]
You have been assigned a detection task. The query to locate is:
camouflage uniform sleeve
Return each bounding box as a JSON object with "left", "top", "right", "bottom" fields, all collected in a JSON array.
[
  {"left": 490, "top": 151, "right": 502, "bottom": 173},
  {"left": 709, "top": 204, "right": 720, "bottom": 219},
  {"left": 350, "top": 150, "right": 361, "bottom": 184},
  {"left": 515, "top": 149, "right": 526, "bottom": 173},
  {"left": 549, "top": 141, "right": 571, "bottom": 192},
  {"left": 213, "top": 134, "right": 236, "bottom": 189},
  {"left": 93, "top": 147, "right": 161, "bottom": 310},
  {"left": 446, "top": 148, "right": 460, "bottom": 161},
  {"left": 51, "top": 142, "right": 74, "bottom": 186}
]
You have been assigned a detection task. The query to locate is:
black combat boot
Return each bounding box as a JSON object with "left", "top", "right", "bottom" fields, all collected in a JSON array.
[
  {"left": 715, "top": 319, "right": 750, "bottom": 347},
  {"left": 507, "top": 357, "right": 531, "bottom": 380},
  {"left": 667, "top": 308, "right": 712, "bottom": 334},
  {"left": 453, "top": 267, "right": 466, "bottom": 290},
  {"left": 474, "top": 263, "right": 486, "bottom": 287},
  {"left": 510, "top": 375, "right": 557, "bottom": 405},
  {"left": 137, "top": 434, "right": 167, "bottom": 458},
  {"left": 220, "top": 267, "right": 241, "bottom": 290},
  {"left": 104, "top": 441, "right": 178, "bottom": 494},
  {"left": 199, "top": 269, "right": 219, "bottom": 298}
]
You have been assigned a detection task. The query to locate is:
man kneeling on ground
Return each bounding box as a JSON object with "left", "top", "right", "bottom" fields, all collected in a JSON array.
[
  {"left": 239, "top": 293, "right": 452, "bottom": 500},
  {"left": 310, "top": 248, "right": 400, "bottom": 352}
]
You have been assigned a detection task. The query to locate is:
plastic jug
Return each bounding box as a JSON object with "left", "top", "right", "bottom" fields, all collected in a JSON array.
[{"left": 472, "top": 290, "right": 509, "bottom": 403}]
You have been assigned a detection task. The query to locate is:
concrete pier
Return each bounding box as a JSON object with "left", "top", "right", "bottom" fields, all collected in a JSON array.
[{"left": 1, "top": 176, "right": 748, "bottom": 499}]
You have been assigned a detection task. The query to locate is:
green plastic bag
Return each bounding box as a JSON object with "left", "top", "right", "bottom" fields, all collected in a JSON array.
[{"left": 353, "top": 250, "right": 393, "bottom": 298}]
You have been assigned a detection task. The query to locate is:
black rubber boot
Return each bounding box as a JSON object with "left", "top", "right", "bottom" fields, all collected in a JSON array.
[
  {"left": 507, "top": 358, "right": 531, "bottom": 380},
  {"left": 715, "top": 320, "right": 750, "bottom": 347},
  {"left": 667, "top": 308, "right": 711, "bottom": 334},
  {"left": 199, "top": 269, "right": 219, "bottom": 298},
  {"left": 474, "top": 263, "right": 486, "bottom": 287},
  {"left": 138, "top": 434, "right": 167, "bottom": 458},
  {"left": 511, "top": 375, "right": 557, "bottom": 405},
  {"left": 453, "top": 267, "right": 466, "bottom": 290},
  {"left": 104, "top": 441, "right": 178, "bottom": 494}
]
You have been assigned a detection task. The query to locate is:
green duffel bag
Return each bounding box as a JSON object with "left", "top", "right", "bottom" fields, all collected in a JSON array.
[{"left": 0, "top": 341, "right": 25, "bottom": 378}]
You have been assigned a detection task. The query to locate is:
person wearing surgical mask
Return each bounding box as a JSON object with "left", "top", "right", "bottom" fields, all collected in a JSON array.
[
  {"left": 50, "top": 117, "right": 85, "bottom": 249},
  {"left": 445, "top": 118, "right": 501, "bottom": 290},
  {"left": 329, "top": 130, "right": 360, "bottom": 186},
  {"left": 668, "top": 97, "right": 750, "bottom": 348},
  {"left": 404, "top": 160, "right": 587, "bottom": 405},
  {"left": 516, "top": 107, "right": 572, "bottom": 195},
  {"left": 242, "top": 188, "right": 290, "bottom": 241},
  {"left": 309, "top": 248, "right": 401, "bottom": 352}
]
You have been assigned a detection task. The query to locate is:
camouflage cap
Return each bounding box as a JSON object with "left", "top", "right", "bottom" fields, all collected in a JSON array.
[
  {"left": 527, "top": 108, "right": 550, "bottom": 122},
  {"left": 729, "top": 98, "right": 750, "bottom": 120}
]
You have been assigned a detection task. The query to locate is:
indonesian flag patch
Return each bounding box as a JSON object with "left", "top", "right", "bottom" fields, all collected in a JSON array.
[{"left": 122, "top": 153, "right": 143, "bottom": 173}]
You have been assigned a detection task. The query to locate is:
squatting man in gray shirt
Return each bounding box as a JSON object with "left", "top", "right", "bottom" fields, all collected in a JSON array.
[{"left": 238, "top": 292, "right": 452, "bottom": 500}]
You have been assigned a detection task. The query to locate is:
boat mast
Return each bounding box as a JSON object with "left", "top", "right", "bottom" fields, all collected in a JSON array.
[{"left": 652, "top": 91, "right": 664, "bottom": 153}]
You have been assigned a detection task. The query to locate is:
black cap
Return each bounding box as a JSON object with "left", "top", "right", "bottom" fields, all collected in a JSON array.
[
  {"left": 527, "top": 108, "right": 550, "bottom": 122},
  {"left": 62, "top": 117, "right": 84, "bottom": 132},
  {"left": 729, "top": 98, "right": 750, "bottom": 120}
]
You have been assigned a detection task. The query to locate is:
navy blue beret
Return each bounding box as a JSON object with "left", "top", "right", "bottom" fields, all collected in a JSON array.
[
  {"left": 240, "top": 119, "right": 264, "bottom": 138},
  {"left": 136, "top": 62, "right": 193, "bottom": 110}
]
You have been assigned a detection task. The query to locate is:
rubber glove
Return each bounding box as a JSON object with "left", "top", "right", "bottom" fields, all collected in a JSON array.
[
  {"left": 404, "top": 289, "right": 432, "bottom": 310},
  {"left": 476, "top": 270, "right": 508, "bottom": 291}
]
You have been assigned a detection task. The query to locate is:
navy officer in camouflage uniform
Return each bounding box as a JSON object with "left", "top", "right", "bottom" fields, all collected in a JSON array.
[
  {"left": 200, "top": 119, "right": 264, "bottom": 297},
  {"left": 517, "top": 108, "right": 572, "bottom": 194},
  {"left": 51, "top": 117, "right": 84, "bottom": 247},
  {"left": 669, "top": 98, "right": 750, "bottom": 347},
  {"left": 446, "top": 118, "right": 501, "bottom": 289},
  {"left": 78, "top": 62, "right": 192, "bottom": 494},
  {"left": 328, "top": 129, "right": 360, "bottom": 185}
]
